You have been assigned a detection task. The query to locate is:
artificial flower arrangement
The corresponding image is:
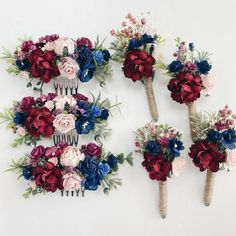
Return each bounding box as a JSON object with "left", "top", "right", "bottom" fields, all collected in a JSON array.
[
  {"left": 110, "top": 13, "right": 164, "bottom": 120},
  {"left": 157, "top": 38, "right": 213, "bottom": 139},
  {"left": 1, "top": 35, "right": 112, "bottom": 92},
  {"left": 135, "top": 122, "right": 186, "bottom": 218},
  {"left": 6, "top": 141, "right": 133, "bottom": 198},
  {"left": 189, "top": 105, "right": 236, "bottom": 206},
  {"left": 0, "top": 92, "right": 119, "bottom": 147}
]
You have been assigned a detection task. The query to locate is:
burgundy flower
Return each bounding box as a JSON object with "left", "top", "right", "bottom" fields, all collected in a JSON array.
[
  {"left": 29, "top": 48, "right": 60, "bottom": 83},
  {"left": 32, "top": 162, "right": 63, "bottom": 192},
  {"left": 24, "top": 107, "right": 55, "bottom": 138},
  {"left": 20, "top": 96, "right": 35, "bottom": 112},
  {"left": 189, "top": 140, "right": 225, "bottom": 172},
  {"left": 142, "top": 152, "right": 172, "bottom": 181},
  {"left": 82, "top": 143, "right": 102, "bottom": 157},
  {"left": 76, "top": 37, "right": 93, "bottom": 49},
  {"left": 167, "top": 72, "right": 203, "bottom": 104},
  {"left": 45, "top": 146, "right": 62, "bottom": 158},
  {"left": 123, "top": 49, "right": 155, "bottom": 82},
  {"left": 72, "top": 93, "right": 88, "bottom": 101},
  {"left": 31, "top": 145, "right": 45, "bottom": 159}
]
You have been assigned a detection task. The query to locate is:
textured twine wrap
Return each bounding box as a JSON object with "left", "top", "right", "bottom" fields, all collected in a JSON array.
[
  {"left": 204, "top": 169, "right": 215, "bottom": 206},
  {"left": 143, "top": 77, "right": 167, "bottom": 218},
  {"left": 187, "top": 102, "right": 197, "bottom": 141}
]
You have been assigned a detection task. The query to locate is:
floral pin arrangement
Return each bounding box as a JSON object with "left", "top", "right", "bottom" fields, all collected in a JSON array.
[
  {"left": 135, "top": 122, "right": 186, "bottom": 218},
  {"left": 0, "top": 92, "right": 119, "bottom": 147},
  {"left": 158, "top": 38, "right": 213, "bottom": 139},
  {"left": 6, "top": 141, "right": 133, "bottom": 198},
  {"left": 189, "top": 106, "right": 236, "bottom": 206},
  {"left": 110, "top": 13, "right": 164, "bottom": 120},
  {"left": 1, "top": 35, "right": 112, "bottom": 92}
]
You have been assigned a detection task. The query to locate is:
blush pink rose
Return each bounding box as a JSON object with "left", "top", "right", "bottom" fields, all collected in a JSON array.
[
  {"left": 53, "top": 37, "right": 75, "bottom": 56},
  {"left": 224, "top": 149, "right": 236, "bottom": 170},
  {"left": 53, "top": 114, "right": 75, "bottom": 134},
  {"left": 44, "top": 100, "right": 55, "bottom": 111},
  {"left": 60, "top": 146, "right": 84, "bottom": 167},
  {"left": 63, "top": 171, "right": 81, "bottom": 191},
  {"left": 48, "top": 157, "right": 58, "bottom": 166},
  {"left": 201, "top": 74, "right": 214, "bottom": 95},
  {"left": 53, "top": 95, "right": 76, "bottom": 110},
  {"left": 58, "top": 57, "right": 79, "bottom": 80},
  {"left": 172, "top": 157, "right": 186, "bottom": 176},
  {"left": 17, "top": 127, "right": 26, "bottom": 136}
]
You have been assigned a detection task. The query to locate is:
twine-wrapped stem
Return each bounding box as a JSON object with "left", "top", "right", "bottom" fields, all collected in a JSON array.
[
  {"left": 204, "top": 169, "right": 215, "bottom": 206},
  {"left": 159, "top": 181, "right": 167, "bottom": 218},
  {"left": 187, "top": 102, "right": 197, "bottom": 141}
]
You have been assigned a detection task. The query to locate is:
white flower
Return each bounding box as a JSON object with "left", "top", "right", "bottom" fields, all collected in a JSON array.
[
  {"left": 60, "top": 146, "right": 84, "bottom": 167},
  {"left": 44, "top": 100, "right": 54, "bottom": 111},
  {"left": 202, "top": 74, "right": 214, "bottom": 95},
  {"left": 53, "top": 37, "right": 75, "bottom": 56},
  {"left": 224, "top": 149, "right": 236, "bottom": 170},
  {"left": 53, "top": 114, "right": 75, "bottom": 134},
  {"left": 172, "top": 157, "right": 186, "bottom": 176},
  {"left": 53, "top": 95, "right": 76, "bottom": 110}
]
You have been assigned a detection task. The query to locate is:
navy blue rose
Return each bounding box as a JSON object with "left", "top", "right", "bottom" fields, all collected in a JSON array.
[
  {"left": 76, "top": 47, "right": 93, "bottom": 66},
  {"left": 107, "top": 154, "right": 118, "bottom": 168},
  {"left": 196, "top": 60, "right": 212, "bottom": 74},
  {"left": 189, "top": 43, "right": 194, "bottom": 51},
  {"left": 79, "top": 157, "right": 99, "bottom": 178},
  {"left": 91, "top": 105, "right": 102, "bottom": 117},
  {"left": 140, "top": 34, "right": 155, "bottom": 45},
  {"left": 102, "top": 50, "right": 110, "bottom": 62},
  {"left": 168, "top": 60, "right": 183, "bottom": 73},
  {"left": 15, "top": 58, "right": 30, "bottom": 71},
  {"left": 168, "top": 138, "right": 184, "bottom": 157},
  {"left": 128, "top": 38, "right": 142, "bottom": 51},
  {"left": 145, "top": 140, "right": 161, "bottom": 155},
  {"left": 94, "top": 50, "right": 104, "bottom": 66},
  {"left": 76, "top": 100, "right": 92, "bottom": 117},
  {"left": 207, "top": 129, "right": 222, "bottom": 142},
  {"left": 222, "top": 129, "right": 236, "bottom": 149},
  {"left": 84, "top": 177, "right": 101, "bottom": 190},
  {"left": 78, "top": 63, "right": 96, "bottom": 82},
  {"left": 98, "top": 163, "right": 110, "bottom": 177},
  {"left": 75, "top": 118, "right": 95, "bottom": 134},
  {"left": 13, "top": 112, "right": 26, "bottom": 125},
  {"left": 22, "top": 166, "right": 32, "bottom": 180},
  {"left": 100, "top": 109, "right": 109, "bottom": 120}
]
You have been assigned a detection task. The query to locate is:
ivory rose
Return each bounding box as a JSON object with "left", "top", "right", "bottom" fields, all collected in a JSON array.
[
  {"left": 53, "top": 37, "right": 75, "bottom": 56},
  {"left": 172, "top": 157, "right": 186, "bottom": 176},
  {"left": 53, "top": 95, "right": 76, "bottom": 110},
  {"left": 60, "top": 146, "right": 84, "bottom": 167},
  {"left": 53, "top": 113, "right": 75, "bottom": 134},
  {"left": 63, "top": 171, "right": 81, "bottom": 191}
]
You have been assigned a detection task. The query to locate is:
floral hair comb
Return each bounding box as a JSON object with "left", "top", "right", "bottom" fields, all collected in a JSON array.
[
  {"left": 1, "top": 35, "right": 112, "bottom": 94},
  {"left": 0, "top": 92, "right": 120, "bottom": 147},
  {"left": 189, "top": 106, "right": 236, "bottom": 206},
  {"left": 6, "top": 142, "right": 133, "bottom": 198},
  {"left": 157, "top": 38, "right": 213, "bottom": 139},
  {"left": 135, "top": 122, "right": 186, "bottom": 218}
]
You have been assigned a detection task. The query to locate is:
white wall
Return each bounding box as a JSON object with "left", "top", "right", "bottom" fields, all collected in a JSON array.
[{"left": 0, "top": 0, "right": 236, "bottom": 235}]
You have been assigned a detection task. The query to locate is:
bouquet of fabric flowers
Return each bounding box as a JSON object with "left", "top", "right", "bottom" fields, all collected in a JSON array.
[
  {"left": 1, "top": 35, "right": 112, "bottom": 92},
  {"left": 6, "top": 142, "right": 133, "bottom": 198},
  {"left": 0, "top": 92, "right": 119, "bottom": 147},
  {"left": 189, "top": 105, "right": 236, "bottom": 206},
  {"left": 135, "top": 122, "right": 186, "bottom": 218}
]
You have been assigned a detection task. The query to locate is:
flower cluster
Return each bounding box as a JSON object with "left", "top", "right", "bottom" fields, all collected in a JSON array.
[
  {"left": 7, "top": 142, "right": 133, "bottom": 198},
  {"left": 110, "top": 13, "right": 164, "bottom": 82},
  {"left": 135, "top": 122, "right": 185, "bottom": 181},
  {"left": 0, "top": 93, "right": 117, "bottom": 147},
  {"left": 189, "top": 106, "right": 236, "bottom": 172},
  {"left": 2, "top": 35, "right": 111, "bottom": 91},
  {"left": 160, "top": 38, "right": 213, "bottom": 104}
]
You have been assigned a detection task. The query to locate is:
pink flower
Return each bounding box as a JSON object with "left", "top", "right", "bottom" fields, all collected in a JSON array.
[
  {"left": 224, "top": 149, "right": 236, "bottom": 170},
  {"left": 48, "top": 157, "right": 58, "bottom": 166},
  {"left": 172, "top": 157, "right": 186, "bottom": 176},
  {"left": 60, "top": 146, "right": 84, "bottom": 167},
  {"left": 17, "top": 127, "right": 26, "bottom": 136},
  {"left": 58, "top": 57, "right": 79, "bottom": 80},
  {"left": 20, "top": 71, "right": 30, "bottom": 80},
  {"left": 28, "top": 180, "right": 36, "bottom": 190},
  {"left": 53, "top": 95, "right": 76, "bottom": 110},
  {"left": 63, "top": 171, "right": 81, "bottom": 191},
  {"left": 201, "top": 74, "right": 214, "bottom": 95},
  {"left": 53, "top": 114, "right": 75, "bottom": 134},
  {"left": 31, "top": 145, "right": 45, "bottom": 159},
  {"left": 44, "top": 100, "right": 54, "bottom": 111},
  {"left": 45, "top": 146, "right": 61, "bottom": 158},
  {"left": 53, "top": 37, "right": 75, "bottom": 56}
]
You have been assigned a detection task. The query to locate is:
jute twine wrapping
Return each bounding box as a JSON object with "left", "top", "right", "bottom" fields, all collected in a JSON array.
[
  {"left": 187, "top": 102, "right": 197, "bottom": 141},
  {"left": 204, "top": 169, "right": 215, "bottom": 206},
  {"left": 143, "top": 77, "right": 167, "bottom": 218}
]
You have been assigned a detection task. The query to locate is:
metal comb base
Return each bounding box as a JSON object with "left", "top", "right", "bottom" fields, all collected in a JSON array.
[{"left": 54, "top": 77, "right": 79, "bottom": 95}]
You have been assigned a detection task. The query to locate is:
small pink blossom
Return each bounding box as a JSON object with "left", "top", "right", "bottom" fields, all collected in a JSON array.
[
  {"left": 141, "top": 18, "right": 146, "bottom": 25},
  {"left": 28, "top": 180, "right": 36, "bottom": 190},
  {"left": 172, "top": 157, "right": 186, "bottom": 176},
  {"left": 110, "top": 30, "right": 115, "bottom": 36},
  {"left": 20, "top": 71, "right": 30, "bottom": 80},
  {"left": 201, "top": 74, "right": 214, "bottom": 95},
  {"left": 224, "top": 149, "right": 236, "bottom": 170},
  {"left": 44, "top": 100, "right": 54, "bottom": 111},
  {"left": 48, "top": 157, "right": 58, "bottom": 166},
  {"left": 17, "top": 127, "right": 26, "bottom": 136}
]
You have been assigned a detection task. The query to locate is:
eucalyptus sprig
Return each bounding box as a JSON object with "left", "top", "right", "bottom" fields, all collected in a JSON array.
[{"left": 0, "top": 108, "right": 14, "bottom": 128}]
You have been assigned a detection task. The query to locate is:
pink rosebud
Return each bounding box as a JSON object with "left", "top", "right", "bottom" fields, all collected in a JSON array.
[
  {"left": 122, "top": 21, "right": 127, "bottom": 27},
  {"left": 224, "top": 149, "right": 236, "bottom": 170},
  {"left": 110, "top": 30, "right": 115, "bottom": 36},
  {"left": 17, "top": 127, "right": 26, "bottom": 137},
  {"left": 127, "top": 13, "right": 132, "bottom": 19},
  {"left": 141, "top": 18, "right": 146, "bottom": 25},
  {"left": 135, "top": 142, "right": 140, "bottom": 147}
]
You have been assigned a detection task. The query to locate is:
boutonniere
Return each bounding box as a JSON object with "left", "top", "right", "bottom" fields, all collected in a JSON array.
[
  {"left": 1, "top": 35, "right": 112, "bottom": 93},
  {"left": 0, "top": 92, "right": 120, "bottom": 147},
  {"left": 6, "top": 142, "right": 133, "bottom": 198},
  {"left": 135, "top": 122, "right": 186, "bottom": 218},
  {"left": 189, "top": 106, "right": 236, "bottom": 206}
]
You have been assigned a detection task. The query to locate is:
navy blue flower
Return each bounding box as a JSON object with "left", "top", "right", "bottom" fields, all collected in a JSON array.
[
  {"left": 78, "top": 63, "right": 96, "bottom": 82},
  {"left": 140, "top": 34, "right": 155, "bottom": 45},
  {"left": 168, "top": 138, "right": 184, "bottom": 157},
  {"left": 100, "top": 109, "right": 109, "bottom": 120},
  {"left": 76, "top": 100, "right": 92, "bottom": 117},
  {"left": 222, "top": 129, "right": 236, "bottom": 149},
  {"left": 107, "top": 154, "right": 118, "bottom": 168},
  {"left": 98, "top": 163, "right": 110, "bottom": 177},
  {"left": 13, "top": 112, "right": 26, "bottom": 125},
  {"left": 84, "top": 177, "right": 100, "bottom": 190},
  {"left": 22, "top": 166, "right": 32, "bottom": 180},
  {"left": 15, "top": 58, "right": 30, "bottom": 71},
  {"left": 196, "top": 60, "right": 212, "bottom": 74},
  {"left": 79, "top": 157, "right": 99, "bottom": 178},
  {"left": 102, "top": 50, "right": 110, "bottom": 62},
  {"left": 189, "top": 43, "right": 194, "bottom": 51},
  {"left": 91, "top": 105, "right": 102, "bottom": 117},
  {"left": 128, "top": 38, "right": 142, "bottom": 51},
  {"left": 94, "top": 50, "right": 104, "bottom": 66},
  {"left": 207, "top": 129, "right": 222, "bottom": 142},
  {"left": 168, "top": 60, "right": 183, "bottom": 73},
  {"left": 145, "top": 140, "right": 161, "bottom": 155},
  {"left": 75, "top": 118, "right": 95, "bottom": 134},
  {"left": 76, "top": 46, "right": 93, "bottom": 66}
]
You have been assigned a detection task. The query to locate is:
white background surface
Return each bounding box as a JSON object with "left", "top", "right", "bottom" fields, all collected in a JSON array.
[{"left": 0, "top": 0, "right": 236, "bottom": 235}]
